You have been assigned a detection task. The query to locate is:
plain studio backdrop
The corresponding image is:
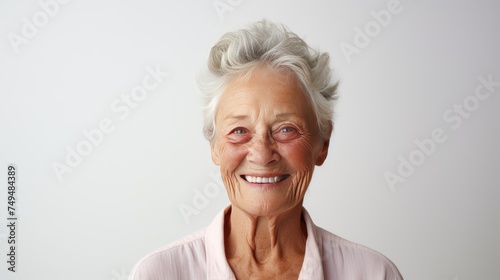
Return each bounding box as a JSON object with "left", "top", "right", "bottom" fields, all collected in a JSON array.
[{"left": 1, "top": 0, "right": 499, "bottom": 279}]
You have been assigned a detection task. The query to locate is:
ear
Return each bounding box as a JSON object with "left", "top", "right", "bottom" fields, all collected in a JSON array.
[
  {"left": 210, "top": 140, "right": 221, "bottom": 166},
  {"left": 315, "top": 122, "right": 333, "bottom": 166}
]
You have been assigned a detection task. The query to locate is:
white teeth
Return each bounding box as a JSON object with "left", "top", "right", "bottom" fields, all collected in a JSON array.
[{"left": 244, "top": 175, "right": 286, "bottom": 183}]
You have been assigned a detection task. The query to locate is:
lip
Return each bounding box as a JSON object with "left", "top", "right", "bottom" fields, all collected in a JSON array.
[{"left": 242, "top": 173, "right": 288, "bottom": 177}]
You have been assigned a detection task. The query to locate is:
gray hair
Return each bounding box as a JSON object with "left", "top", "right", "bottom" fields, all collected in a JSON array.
[{"left": 198, "top": 20, "right": 338, "bottom": 142}]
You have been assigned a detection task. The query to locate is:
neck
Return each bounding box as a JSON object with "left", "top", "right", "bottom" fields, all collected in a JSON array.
[{"left": 224, "top": 204, "right": 307, "bottom": 264}]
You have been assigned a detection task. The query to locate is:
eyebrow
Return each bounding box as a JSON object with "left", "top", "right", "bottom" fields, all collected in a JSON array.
[
  {"left": 274, "top": 113, "right": 301, "bottom": 120},
  {"left": 222, "top": 115, "right": 248, "bottom": 122},
  {"left": 222, "top": 112, "right": 302, "bottom": 121}
]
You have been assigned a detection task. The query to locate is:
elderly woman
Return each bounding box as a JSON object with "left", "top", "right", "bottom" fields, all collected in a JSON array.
[{"left": 129, "top": 20, "right": 403, "bottom": 279}]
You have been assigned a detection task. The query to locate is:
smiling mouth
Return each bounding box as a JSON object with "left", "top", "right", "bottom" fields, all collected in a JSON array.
[{"left": 241, "top": 174, "right": 290, "bottom": 184}]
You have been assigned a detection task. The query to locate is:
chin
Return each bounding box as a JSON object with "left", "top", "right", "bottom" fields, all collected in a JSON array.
[{"left": 234, "top": 198, "right": 300, "bottom": 217}]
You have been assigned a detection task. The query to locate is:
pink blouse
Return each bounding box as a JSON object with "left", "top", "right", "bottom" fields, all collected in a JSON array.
[{"left": 129, "top": 207, "right": 403, "bottom": 279}]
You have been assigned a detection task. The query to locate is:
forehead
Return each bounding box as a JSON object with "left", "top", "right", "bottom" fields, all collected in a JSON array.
[{"left": 216, "top": 67, "right": 314, "bottom": 121}]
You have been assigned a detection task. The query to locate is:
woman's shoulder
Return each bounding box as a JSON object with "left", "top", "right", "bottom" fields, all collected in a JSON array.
[
  {"left": 128, "top": 207, "right": 231, "bottom": 280},
  {"left": 128, "top": 228, "right": 208, "bottom": 280},
  {"left": 316, "top": 225, "right": 390, "bottom": 255},
  {"left": 314, "top": 226, "right": 403, "bottom": 279}
]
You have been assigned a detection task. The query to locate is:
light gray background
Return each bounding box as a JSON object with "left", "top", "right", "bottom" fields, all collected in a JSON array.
[{"left": 1, "top": 0, "right": 499, "bottom": 279}]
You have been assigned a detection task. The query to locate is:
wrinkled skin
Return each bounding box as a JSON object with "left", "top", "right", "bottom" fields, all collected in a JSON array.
[{"left": 211, "top": 65, "right": 331, "bottom": 279}]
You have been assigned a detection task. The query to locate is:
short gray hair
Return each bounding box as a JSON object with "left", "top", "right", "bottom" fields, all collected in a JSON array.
[{"left": 198, "top": 19, "right": 338, "bottom": 142}]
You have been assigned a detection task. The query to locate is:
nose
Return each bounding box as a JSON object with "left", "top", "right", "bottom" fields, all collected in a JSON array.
[{"left": 247, "top": 133, "right": 280, "bottom": 166}]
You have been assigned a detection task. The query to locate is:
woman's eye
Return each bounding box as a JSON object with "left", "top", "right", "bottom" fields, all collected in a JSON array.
[
  {"left": 274, "top": 126, "right": 299, "bottom": 141},
  {"left": 280, "top": 127, "right": 294, "bottom": 133},
  {"left": 233, "top": 128, "right": 246, "bottom": 134},
  {"left": 228, "top": 127, "right": 251, "bottom": 143}
]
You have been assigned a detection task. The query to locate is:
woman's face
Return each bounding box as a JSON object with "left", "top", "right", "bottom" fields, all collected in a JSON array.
[{"left": 211, "top": 66, "right": 331, "bottom": 217}]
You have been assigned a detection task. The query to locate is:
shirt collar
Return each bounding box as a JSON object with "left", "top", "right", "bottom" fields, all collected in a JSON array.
[
  {"left": 299, "top": 208, "right": 325, "bottom": 279},
  {"left": 205, "top": 206, "right": 324, "bottom": 280},
  {"left": 205, "top": 206, "right": 236, "bottom": 279}
]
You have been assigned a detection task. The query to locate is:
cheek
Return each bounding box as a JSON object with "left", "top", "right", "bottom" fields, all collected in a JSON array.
[
  {"left": 218, "top": 142, "right": 248, "bottom": 171},
  {"left": 279, "top": 137, "right": 319, "bottom": 168},
  {"left": 279, "top": 139, "right": 319, "bottom": 203},
  {"left": 217, "top": 143, "right": 248, "bottom": 200}
]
